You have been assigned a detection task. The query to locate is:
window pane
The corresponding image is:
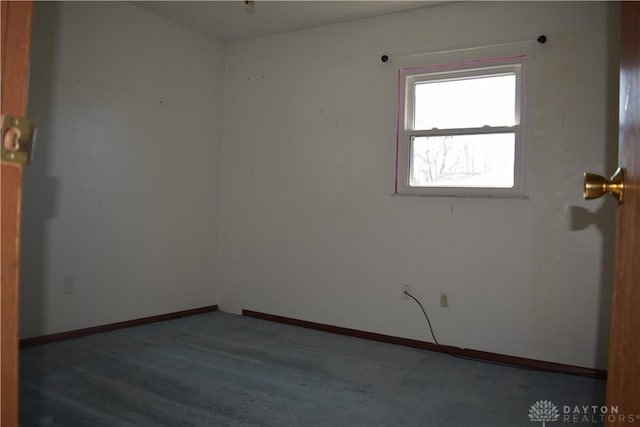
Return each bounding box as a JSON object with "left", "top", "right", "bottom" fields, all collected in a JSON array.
[
  {"left": 409, "top": 133, "right": 515, "bottom": 188},
  {"left": 414, "top": 74, "right": 516, "bottom": 130}
]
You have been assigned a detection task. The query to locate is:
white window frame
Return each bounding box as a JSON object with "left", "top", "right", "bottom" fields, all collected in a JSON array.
[{"left": 395, "top": 55, "right": 527, "bottom": 198}]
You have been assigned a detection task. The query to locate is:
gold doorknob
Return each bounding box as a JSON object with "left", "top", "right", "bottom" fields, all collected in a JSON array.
[{"left": 583, "top": 168, "right": 625, "bottom": 204}]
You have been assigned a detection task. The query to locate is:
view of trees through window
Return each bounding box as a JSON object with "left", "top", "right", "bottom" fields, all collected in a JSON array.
[
  {"left": 409, "top": 73, "right": 517, "bottom": 188},
  {"left": 410, "top": 134, "right": 515, "bottom": 187}
]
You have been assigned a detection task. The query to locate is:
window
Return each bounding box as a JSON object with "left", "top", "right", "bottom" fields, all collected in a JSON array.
[{"left": 395, "top": 56, "right": 525, "bottom": 197}]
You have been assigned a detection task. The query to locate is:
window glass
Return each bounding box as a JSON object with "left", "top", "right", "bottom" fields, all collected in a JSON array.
[
  {"left": 413, "top": 74, "right": 516, "bottom": 130},
  {"left": 409, "top": 133, "right": 515, "bottom": 188}
]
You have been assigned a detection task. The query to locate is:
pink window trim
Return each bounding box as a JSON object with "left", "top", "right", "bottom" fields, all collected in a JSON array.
[
  {"left": 399, "top": 54, "right": 526, "bottom": 74},
  {"left": 394, "top": 70, "right": 402, "bottom": 193}
]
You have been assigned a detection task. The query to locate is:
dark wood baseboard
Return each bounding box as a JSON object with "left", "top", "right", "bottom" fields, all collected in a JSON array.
[
  {"left": 242, "top": 309, "right": 607, "bottom": 380},
  {"left": 20, "top": 305, "right": 218, "bottom": 348}
]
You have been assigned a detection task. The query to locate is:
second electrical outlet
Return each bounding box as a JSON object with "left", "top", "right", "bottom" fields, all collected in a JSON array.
[{"left": 440, "top": 293, "right": 449, "bottom": 308}]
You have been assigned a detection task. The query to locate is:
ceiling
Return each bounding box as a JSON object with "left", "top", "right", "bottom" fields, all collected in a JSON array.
[{"left": 133, "top": 1, "right": 440, "bottom": 43}]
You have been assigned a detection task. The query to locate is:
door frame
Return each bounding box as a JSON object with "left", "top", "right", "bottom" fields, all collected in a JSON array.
[{"left": 1, "top": 2, "right": 33, "bottom": 426}]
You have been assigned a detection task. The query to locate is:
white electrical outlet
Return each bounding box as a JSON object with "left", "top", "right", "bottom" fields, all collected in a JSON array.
[
  {"left": 402, "top": 284, "right": 412, "bottom": 300},
  {"left": 440, "top": 293, "right": 449, "bottom": 308}
]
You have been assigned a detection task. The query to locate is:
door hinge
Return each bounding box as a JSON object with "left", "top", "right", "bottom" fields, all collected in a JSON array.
[{"left": 1, "top": 114, "right": 36, "bottom": 165}]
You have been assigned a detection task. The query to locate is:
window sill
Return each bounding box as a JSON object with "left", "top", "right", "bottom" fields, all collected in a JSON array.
[{"left": 391, "top": 191, "right": 529, "bottom": 200}]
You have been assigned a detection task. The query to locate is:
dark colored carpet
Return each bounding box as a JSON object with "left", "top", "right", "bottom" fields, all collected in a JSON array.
[{"left": 20, "top": 312, "right": 605, "bottom": 426}]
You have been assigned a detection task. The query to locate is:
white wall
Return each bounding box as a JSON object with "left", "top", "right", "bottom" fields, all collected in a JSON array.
[
  {"left": 21, "top": 2, "right": 225, "bottom": 337},
  {"left": 21, "top": 1, "right": 618, "bottom": 370},
  {"left": 219, "top": 1, "right": 619, "bottom": 369}
]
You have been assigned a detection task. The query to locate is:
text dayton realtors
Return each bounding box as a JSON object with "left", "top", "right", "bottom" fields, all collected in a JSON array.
[{"left": 562, "top": 405, "right": 638, "bottom": 424}]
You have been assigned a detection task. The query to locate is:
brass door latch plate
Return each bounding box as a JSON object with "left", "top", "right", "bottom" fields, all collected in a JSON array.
[{"left": 1, "top": 114, "right": 36, "bottom": 165}]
